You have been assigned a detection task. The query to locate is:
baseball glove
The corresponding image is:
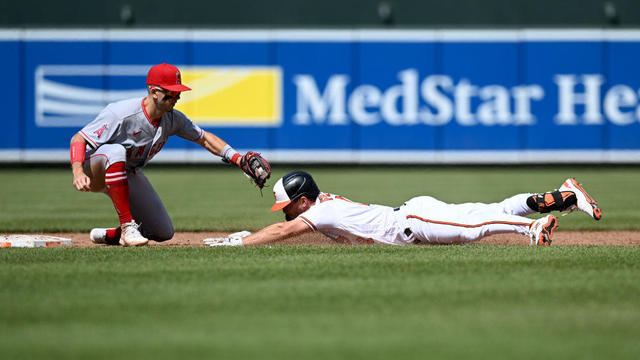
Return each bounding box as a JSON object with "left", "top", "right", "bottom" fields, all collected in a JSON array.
[{"left": 240, "top": 152, "right": 271, "bottom": 189}]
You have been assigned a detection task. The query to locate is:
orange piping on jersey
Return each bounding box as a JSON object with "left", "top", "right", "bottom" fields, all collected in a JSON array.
[
  {"left": 335, "top": 195, "right": 369, "bottom": 206},
  {"left": 318, "top": 193, "right": 369, "bottom": 206},
  {"left": 406, "top": 215, "right": 532, "bottom": 228},
  {"left": 141, "top": 98, "right": 160, "bottom": 128},
  {"left": 317, "top": 193, "right": 333, "bottom": 203},
  {"left": 299, "top": 216, "right": 318, "bottom": 232}
]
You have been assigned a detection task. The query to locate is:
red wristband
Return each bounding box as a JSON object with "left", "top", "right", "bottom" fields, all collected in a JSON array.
[
  {"left": 231, "top": 153, "right": 241, "bottom": 166},
  {"left": 70, "top": 142, "right": 86, "bottom": 164}
]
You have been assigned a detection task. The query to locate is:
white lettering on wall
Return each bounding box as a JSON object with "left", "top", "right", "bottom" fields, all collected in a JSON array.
[
  {"left": 554, "top": 74, "right": 604, "bottom": 125},
  {"left": 603, "top": 85, "right": 638, "bottom": 126},
  {"left": 293, "top": 74, "right": 349, "bottom": 125},
  {"left": 292, "top": 70, "right": 640, "bottom": 127},
  {"left": 420, "top": 75, "right": 455, "bottom": 126}
]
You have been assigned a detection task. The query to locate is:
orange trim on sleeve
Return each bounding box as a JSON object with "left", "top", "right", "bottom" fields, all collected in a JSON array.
[{"left": 299, "top": 216, "right": 318, "bottom": 232}]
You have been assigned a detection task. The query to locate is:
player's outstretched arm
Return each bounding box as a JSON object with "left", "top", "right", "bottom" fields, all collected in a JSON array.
[
  {"left": 197, "top": 131, "right": 240, "bottom": 164},
  {"left": 197, "top": 131, "right": 271, "bottom": 190},
  {"left": 70, "top": 133, "right": 91, "bottom": 192},
  {"left": 243, "top": 219, "right": 312, "bottom": 246}
]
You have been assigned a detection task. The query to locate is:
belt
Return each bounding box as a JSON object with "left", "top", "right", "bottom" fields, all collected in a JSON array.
[
  {"left": 395, "top": 207, "right": 419, "bottom": 243},
  {"left": 393, "top": 208, "right": 413, "bottom": 236}
]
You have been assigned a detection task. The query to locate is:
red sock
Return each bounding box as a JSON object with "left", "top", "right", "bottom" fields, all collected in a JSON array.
[
  {"left": 105, "top": 227, "right": 122, "bottom": 245},
  {"left": 105, "top": 162, "right": 133, "bottom": 225}
]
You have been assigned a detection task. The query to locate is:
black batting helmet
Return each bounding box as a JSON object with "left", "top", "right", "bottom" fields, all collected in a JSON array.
[{"left": 271, "top": 171, "right": 320, "bottom": 211}]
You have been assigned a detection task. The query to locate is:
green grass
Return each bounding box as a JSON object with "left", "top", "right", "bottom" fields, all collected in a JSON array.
[
  {"left": 1, "top": 245, "right": 639, "bottom": 359},
  {"left": 0, "top": 165, "right": 638, "bottom": 232},
  {"left": 1, "top": 166, "right": 638, "bottom": 359}
]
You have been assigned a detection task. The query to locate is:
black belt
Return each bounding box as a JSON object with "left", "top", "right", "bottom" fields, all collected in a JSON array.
[{"left": 395, "top": 207, "right": 417, "bottom": 241}]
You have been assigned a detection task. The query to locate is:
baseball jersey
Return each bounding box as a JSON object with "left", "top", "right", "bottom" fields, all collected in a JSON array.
[
  {"left": 79, "top": 97, "right": 204, "bottom": 169},
  {"left": 297, "top": 193, "right": 408, "bottom": 245}
]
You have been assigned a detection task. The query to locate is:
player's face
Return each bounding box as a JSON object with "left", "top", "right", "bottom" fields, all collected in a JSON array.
[
  {"left": 152, "top": 87, "right": 181, "bottom": 111},
  {"left": 283, "top": 197, "right": 312, "bottom": 220}
]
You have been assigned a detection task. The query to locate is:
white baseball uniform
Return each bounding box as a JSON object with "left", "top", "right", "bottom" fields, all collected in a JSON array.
[
  {"left": 78, "top": 97, "right": 204, "bottom": 240},
  {"left": 298, "top": 192, "right": 536, "bottom": 245}
]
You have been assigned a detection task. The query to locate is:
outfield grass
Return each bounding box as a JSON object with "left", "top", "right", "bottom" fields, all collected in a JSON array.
[
  {"left": 0, "top": 165, "right": 638, "bottom": 232},
  {"left": 1, "top": 245, "right": 639, "bottom": 359}
]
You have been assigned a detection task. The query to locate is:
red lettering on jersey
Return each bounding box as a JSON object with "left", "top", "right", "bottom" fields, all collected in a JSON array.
[
  {"left": 148, "top": 140, "right": 166, "bottom": 160},
  {"left": 94, "top": 124, "right": 107, "bottom": 138}
]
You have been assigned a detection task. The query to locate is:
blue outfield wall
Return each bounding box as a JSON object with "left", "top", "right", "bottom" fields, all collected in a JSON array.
[{"left": 1, "top": 29, "right": 640, "bottom": 164}]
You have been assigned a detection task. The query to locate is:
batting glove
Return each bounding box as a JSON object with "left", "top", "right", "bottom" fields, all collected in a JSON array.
[{"left": 203, "top": 231, "right": 251, "bottom": 247}]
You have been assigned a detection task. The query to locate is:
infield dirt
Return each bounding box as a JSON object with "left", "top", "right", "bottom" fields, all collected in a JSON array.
[{"left": 13, "top": 231, "right": 640, "bottom": 247}]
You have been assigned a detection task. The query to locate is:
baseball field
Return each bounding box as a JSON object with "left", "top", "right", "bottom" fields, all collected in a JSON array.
[{"left": 1, "top": 165, "right": 639, "bottom": 359}]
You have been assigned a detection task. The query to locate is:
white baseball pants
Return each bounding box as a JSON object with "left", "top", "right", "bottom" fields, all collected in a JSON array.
[{"left": 401, "top": 194, "right": 535, "bottom": 244}]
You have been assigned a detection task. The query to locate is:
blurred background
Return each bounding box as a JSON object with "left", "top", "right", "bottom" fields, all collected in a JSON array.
[
  {"left": 2, "top": 0, "right": 639, "bottom": 27},
  {"left": 1, "top": 0, "right": 639, "bottom": 165}
]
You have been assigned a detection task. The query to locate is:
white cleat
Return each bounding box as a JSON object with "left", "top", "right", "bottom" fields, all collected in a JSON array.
[
  {"left": 90, "top": 228, "right": 108, "bottom": 244},
  {"left": 559, "top": 178, "right": 602, "bottom": 221},
  {"left": 119, "top": 221, "right": 149, "bottom": 247},
  {"left": 529, "top": 214, "right": 558, "bottom": 246}
]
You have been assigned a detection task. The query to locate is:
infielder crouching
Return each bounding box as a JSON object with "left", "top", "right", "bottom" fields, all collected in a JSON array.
[
  {"left": 205, "top": 171, "right": 602, "bottom": 247},
  {"left": 71, "top": 63, "right": 270, "bottom": 247}
]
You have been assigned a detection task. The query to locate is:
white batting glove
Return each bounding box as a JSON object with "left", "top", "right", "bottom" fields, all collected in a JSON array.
[{"left": 203, "top": 231, "right": 251, "bottom": 247}]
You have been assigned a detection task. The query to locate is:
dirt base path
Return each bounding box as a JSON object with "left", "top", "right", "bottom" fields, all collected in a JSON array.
[{"left": 10, "top": 231, "right": 640, "bottom": 247}]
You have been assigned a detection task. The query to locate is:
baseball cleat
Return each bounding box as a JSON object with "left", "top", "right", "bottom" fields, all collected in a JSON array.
[
  {"left": 529, "top": 214, "right": 558, "bottom": 246},
  {"left": 90, "top": 227, "right": 121, "bottom": 245},
  {"left": 119, "top": 221, "right": 149, "bottom": 247},
  {"left": 90, "top": 228, "right": 108, "bottom": 244},
  {"left": 559, "top": 178, "right": 602, "bottom": 220}
]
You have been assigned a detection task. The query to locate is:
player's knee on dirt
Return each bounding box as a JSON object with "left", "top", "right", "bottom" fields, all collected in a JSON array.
[{"left": 142, "top": 223, "right": 174, "bottom": 242}]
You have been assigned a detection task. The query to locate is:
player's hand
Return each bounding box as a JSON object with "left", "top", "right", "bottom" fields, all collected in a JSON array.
[
  {"left": 203, "top": 237, "right": 240, "bottom": 246},
  {"left": 72, "top": 172, "right": 91, "bottom": 192},
  {"left": 203, "top": 231, "right": 251, "bottom": 247}
]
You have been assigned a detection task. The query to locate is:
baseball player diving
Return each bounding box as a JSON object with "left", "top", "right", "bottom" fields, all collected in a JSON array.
[
  {"left": 205, "top": 171, "right": 602, "bottom": 247},
  {"left": 70, "top": 63, "right": 271, "bottom": 247}
]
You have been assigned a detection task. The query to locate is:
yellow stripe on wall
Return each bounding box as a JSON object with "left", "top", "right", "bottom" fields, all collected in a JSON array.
[{"left": 176, "top": 67, "right": 281, "bottom": 126}]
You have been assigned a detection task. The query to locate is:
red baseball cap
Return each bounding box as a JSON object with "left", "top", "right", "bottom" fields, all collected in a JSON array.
[{"left": 146, "top": 63, "right": 191, "bottom": 92}]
